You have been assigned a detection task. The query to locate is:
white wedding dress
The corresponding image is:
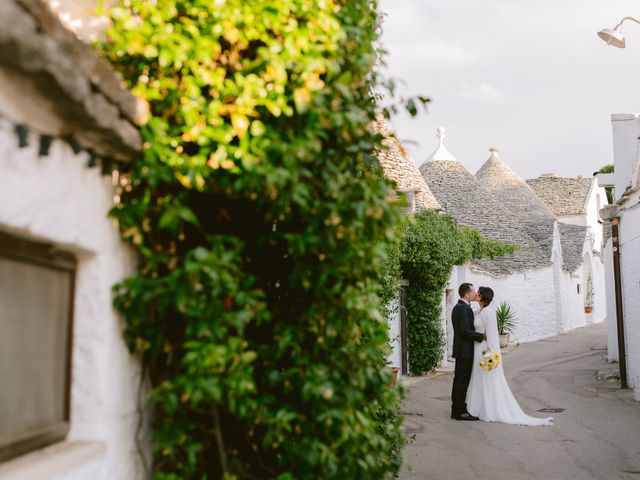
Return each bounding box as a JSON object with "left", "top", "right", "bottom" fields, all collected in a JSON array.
[{"left": 466, "top": 306, "right": 553, "bottom": 426}]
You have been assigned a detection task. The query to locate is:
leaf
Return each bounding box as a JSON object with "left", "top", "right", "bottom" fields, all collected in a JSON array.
[
  {"left": 231, "top": 113, "right": 249, "bottom": 140},
  {"left": 293, "top": 87, "right": 311, "bottom": 113}
]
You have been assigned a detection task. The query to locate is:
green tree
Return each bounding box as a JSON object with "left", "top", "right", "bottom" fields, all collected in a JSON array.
[
  {"left": 98, "top": 1, "right": 407, "bottom": 478},
  {"left": 400, "top": 211, "right": 517, "bottom": 374}
]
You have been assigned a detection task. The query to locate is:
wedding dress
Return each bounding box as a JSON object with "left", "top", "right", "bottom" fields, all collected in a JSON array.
[{"left": 466, "top": 306, "right": 553, "bottom": 426}]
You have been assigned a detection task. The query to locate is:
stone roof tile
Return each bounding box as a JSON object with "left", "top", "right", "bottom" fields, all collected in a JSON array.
[
  {"left": 558, "top": 223, "right": 587, "bottom": 273},
  {"left": 475, "top": 148, "right": 558, "bottom": 264},
  {"left": 419, "top": 158, "right": 550, "bottom": 275},
  {"left": 0, "top": 0, "right": 142, "bottom": 161},
  {"left": 525, "top": 175, "right": 593, "bottom": 217},
  {"left": 375, "top": 118, "right": 442, "bottom": 211}
]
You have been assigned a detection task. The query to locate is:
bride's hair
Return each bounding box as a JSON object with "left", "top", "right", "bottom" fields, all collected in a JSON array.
[{"left": 478, "top": 287, "right": 494, "bottom": 307}]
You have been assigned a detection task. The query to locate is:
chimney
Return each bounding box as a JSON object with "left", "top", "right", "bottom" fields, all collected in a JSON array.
[{"left": 611, "top": 113, "right": 640, "bottom": 203}]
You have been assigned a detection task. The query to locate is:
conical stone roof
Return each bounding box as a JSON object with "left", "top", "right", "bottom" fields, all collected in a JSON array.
[
  {"left": 375, "top": 117, "right": 442, "bottom": 211},
  {"left": 419, "top": 134, "right": 552, "bottom": 275},
  {"left": 476, "top": 148, "right": 556, "bottom": 224},
  {"left": 475, "top": 148, "right": 557, "bottom": 262},
  {"left": 558, "top": 223, "right": 587, "bottom": 273}
]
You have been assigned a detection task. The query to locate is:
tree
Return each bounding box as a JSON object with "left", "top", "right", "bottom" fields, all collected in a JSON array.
[{"left": 98, "top": 1, "right": 406, "bottom": 478}]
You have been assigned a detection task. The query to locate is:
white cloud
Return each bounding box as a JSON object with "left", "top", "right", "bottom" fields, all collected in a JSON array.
[{"left": 459, "top": 83, "right": 505, "bottom": 103}]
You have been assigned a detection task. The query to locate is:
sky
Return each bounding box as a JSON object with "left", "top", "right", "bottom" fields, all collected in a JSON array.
[{"left": 378, "top": 0, "right": 640, "bottom": 180}]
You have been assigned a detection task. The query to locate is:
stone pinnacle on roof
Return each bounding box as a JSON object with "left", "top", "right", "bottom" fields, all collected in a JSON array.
[{"left": 425, "top": 127, "right": 457, "bottom": 162}]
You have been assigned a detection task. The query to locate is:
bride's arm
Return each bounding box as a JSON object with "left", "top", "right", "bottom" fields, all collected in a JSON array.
[{"left": 484, "top": 308, "right": 500, "bottom": 352}]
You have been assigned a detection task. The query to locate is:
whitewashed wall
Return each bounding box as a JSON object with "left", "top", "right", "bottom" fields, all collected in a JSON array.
[
  {"left": 592, "top": 252, "right": 607, "bottom": 324},
  {"left": 611, "top": 114, "right": 640, "bottom": 203},
  {"left": 604, "top": 238, "right": 619, "bottom": 361},
  {"left": 442, "top": 248, "right": 605, "bottom": 357},
  {"left": 386, "top": 297, "right": 402, "bottom": 371},
  {"left": 0, "top": 108, "right": 145, "bottom": 476},
  {"left": 560, "top": 265, "right": 586, "bottom": 331},
  {"left": 585, "top": 183, "right": 607, "bottom": 254},
  {"left": 620, "top": 202, "right": 640, "bottom": 389},
  {"left": 450, "top": 264, "right": 557, "bottom": 344}
]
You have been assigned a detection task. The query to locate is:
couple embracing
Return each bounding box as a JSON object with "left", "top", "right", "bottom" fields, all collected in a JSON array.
[{"left": 450, "top": 283, "right": 553, "bottom": 426}]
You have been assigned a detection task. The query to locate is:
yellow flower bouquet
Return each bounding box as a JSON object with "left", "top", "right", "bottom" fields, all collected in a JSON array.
[{"left": 479, "top": 350, "right": 501, "bottom": 372}]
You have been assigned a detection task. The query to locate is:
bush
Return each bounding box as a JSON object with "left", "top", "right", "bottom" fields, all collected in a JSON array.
[
  {"left": 98, "top": 1, "right": 406, "bottom": 478},
  {"left": 400, "top": 211, "right": 517, "bottom": 374}
]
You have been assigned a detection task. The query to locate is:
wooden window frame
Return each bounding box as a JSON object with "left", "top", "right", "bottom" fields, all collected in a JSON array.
[{"left": 0, "top": 232, "right": 76, "bottom": 463}]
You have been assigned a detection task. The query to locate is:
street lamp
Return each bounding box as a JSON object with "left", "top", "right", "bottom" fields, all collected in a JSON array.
[{"left": 598, "top": 16, "right": 640, "bottom": 48}]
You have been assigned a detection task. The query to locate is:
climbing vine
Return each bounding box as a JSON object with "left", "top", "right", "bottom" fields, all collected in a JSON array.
[
  {"left": 98, "top": 1, "right": 409, "bottom": 478},
  {"left": 400, "top": 211, "right": 518, "bottom": 374}
]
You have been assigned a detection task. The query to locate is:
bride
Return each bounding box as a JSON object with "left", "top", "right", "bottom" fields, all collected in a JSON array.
[{"left": 466, "top": 286, "right": 553, "bottom": 426}]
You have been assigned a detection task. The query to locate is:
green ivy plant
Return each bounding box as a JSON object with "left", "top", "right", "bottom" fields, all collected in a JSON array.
[
  {"left": 97, "top": 1, "right": 410, "bottom": 478},
  {"left": 399, "top": 211, "right": 518, "bottom": 374}
]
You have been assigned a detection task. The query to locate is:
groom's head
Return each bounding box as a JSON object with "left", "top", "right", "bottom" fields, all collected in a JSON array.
[{"left": 458, "top": 283, "right": 477, "bottom": 302}]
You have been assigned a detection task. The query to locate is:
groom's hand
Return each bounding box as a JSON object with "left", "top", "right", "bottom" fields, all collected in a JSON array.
[{"left": 483, "top": 334, "right": 487, "bottom": 341}]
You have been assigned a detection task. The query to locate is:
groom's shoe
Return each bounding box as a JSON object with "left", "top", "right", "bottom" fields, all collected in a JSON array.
[{"left": 453, "top": 412, "right": 479, "bottom": 421}]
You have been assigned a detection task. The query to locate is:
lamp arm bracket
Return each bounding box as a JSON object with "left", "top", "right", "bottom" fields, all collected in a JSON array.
[{"left": 617, "top": 16, "right": 640, "bottom": 28}]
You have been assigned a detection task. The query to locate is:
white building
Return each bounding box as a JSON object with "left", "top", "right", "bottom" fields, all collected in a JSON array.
[
  {"left": 419, "top": 129, "right": 607, "bottom": 365},
  {"left": 599, "top": 113, "right": 640, "bottom": 395},
  {"left": 0, "top": 1, "right": 147, "bottom": 478}
]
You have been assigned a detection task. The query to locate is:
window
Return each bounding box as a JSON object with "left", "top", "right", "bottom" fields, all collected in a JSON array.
[{"left": 0, "top": 232, "right": 75, "bottom": 462}]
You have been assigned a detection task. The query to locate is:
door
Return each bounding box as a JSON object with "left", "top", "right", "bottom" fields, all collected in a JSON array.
[{"left": 400, "top": 285, "right": 408, "bottom": 375}]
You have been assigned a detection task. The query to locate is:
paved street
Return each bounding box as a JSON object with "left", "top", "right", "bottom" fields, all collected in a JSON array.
[{"left": 398, "top": 322, "right": 640, "bottom": 480}]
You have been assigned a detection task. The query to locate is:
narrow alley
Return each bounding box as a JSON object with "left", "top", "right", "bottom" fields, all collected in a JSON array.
[{"left": 400, "top": 323, "right": 640, "bottom": 480}]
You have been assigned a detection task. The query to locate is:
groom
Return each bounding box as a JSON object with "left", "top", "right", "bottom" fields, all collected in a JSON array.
[{"left": 451, "top": 282, "right": 485, "bottom": 421}]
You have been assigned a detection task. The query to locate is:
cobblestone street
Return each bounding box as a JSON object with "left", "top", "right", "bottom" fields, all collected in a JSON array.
[{"left": 399, "top": 323, "right": 640, "bottom": 480}]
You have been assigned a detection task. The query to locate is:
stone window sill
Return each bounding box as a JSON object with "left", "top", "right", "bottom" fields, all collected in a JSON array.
[{"left": 0, "top": 441, "right": 105, "bottom": 480}]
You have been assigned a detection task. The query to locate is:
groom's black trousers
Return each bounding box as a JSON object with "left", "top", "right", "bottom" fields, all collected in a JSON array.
[{"left": 451, "top": 356, "right": 473, "bottom": 415}]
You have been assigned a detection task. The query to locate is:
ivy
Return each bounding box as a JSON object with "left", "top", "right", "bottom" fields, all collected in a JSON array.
[
  {"left": 400, "top": 211, "right": 517, "bottom": 374},
  {"left": 97, "top": 1, "right": 407, "bottom": 478}
]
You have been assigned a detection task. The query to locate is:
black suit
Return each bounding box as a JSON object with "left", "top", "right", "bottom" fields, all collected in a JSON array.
[{"left": 451, "top": 299, "right": 485, "bottom": 415}]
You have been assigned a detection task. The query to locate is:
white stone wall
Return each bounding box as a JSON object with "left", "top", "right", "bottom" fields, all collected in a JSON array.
[
  {"left": 386, "top": 296, "right": 401, "bottom": 371},
  {"left": 592, "top": 252, "right": 607, "bottom": 324},
  {"left": 619, "top": 202, "right": 640, "bottom": 389},
  {"left": 604, "top": 238, "right": 619, "bottom": 362},
  {"left": 452, "top": 264, "right": 558, "bottom": 343},
  {"left": 559, "top": 265, "right": 586, "bottom": 331},
  {"left": 585, "top": 183, "right": 607, "bottom": 254},
  {"left": 611, "top": 113, "right": 640, "bottom": 203},
  {"left": 0, "top": 111, "right": 145, "bottom": 476},
  {"left": 442, "top": 256, "right": 605, "bottom": 357}
]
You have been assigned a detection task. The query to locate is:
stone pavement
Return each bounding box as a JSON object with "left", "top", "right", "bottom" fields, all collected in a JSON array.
[{"left": 398, "top": 322, "right": 640, "bottom": 480}]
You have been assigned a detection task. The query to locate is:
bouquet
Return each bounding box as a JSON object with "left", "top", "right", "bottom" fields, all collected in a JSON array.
[{"left": 479, "top": 350, "right": 501, "bottom": 372}]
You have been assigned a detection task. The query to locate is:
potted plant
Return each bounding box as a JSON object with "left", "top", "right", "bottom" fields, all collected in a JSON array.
[
  {"left": 495, "top": 301, "right": 516, "bottom": 348},
  {"left": 385, "top": 334, "right": 401, "bottom": 388},
  {"left": 388, "top": 366, "right": 400, "bottom": 388},
  {"left": 584, "top": 273, "right": 594, "bottom": 313}
]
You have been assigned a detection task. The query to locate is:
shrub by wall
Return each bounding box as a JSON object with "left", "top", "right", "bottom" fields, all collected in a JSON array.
[
  {"left": 98, "top": 1, "right": 407, "bottom": 478},
  {"left": 400, "top": 211, "right": 517, "bottom": 374}
]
